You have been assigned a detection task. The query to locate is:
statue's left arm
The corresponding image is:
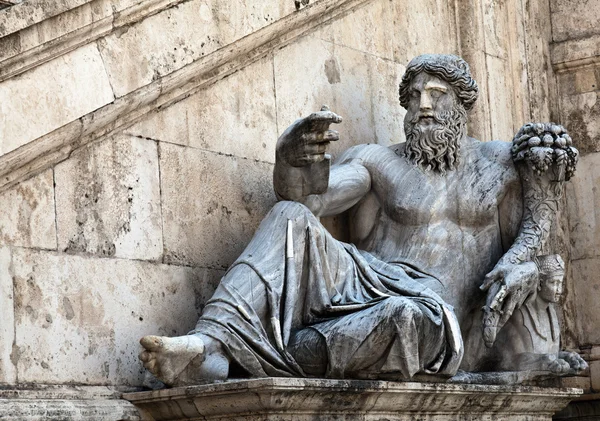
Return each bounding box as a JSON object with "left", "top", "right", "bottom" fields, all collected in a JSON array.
[{"left": 481, "top": 123, "right": 579, "bottom": 346}]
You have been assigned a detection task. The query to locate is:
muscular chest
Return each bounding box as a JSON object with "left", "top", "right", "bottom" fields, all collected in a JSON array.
[{"left": 372, "top": 155, "right": 510, "bottom": 227}]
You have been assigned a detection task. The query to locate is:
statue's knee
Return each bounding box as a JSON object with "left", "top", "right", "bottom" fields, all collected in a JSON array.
[
  {"left": 384, "top": 297, "right": 423, "bottom": 324},
  {"left": 271, "top": 200, "right": 314, "bottom": 219}
]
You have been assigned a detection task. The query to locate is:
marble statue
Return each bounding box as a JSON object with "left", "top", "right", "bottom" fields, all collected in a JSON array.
[{"left": 139, "top": 54, "right": 586, "bottom": 386}]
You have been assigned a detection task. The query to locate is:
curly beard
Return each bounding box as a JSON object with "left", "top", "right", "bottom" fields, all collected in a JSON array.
[{"left": 403, "top": 105, "right": 467, "bottom": 174}]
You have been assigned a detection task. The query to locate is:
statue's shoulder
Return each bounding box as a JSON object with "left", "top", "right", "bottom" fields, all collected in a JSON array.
[{"left": 477, "top": 138, "right": 517, "bottom": 171}]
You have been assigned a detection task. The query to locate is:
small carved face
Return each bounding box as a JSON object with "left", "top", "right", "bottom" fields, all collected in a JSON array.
[
  {"left": 404, "top": 72, "right": 457, "bottom": 127},
  {"left": 539, "top": 273, "right": 564, "bottom": 303}
]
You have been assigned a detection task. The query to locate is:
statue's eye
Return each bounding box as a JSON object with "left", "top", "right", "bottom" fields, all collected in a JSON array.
[
  {"left": 430, "top": 90, "right": 443, "bottom": 99},
  {"left": 410, "top": 90, "right": 420, "bottom": 99}
]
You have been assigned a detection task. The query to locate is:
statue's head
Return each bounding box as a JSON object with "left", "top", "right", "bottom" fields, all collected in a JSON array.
[
  {"left": 398, "top": 54, "right": 479, "bottom": 173},
  {"left": 534, "top": 255, "right": 565, "bottom": 303}
]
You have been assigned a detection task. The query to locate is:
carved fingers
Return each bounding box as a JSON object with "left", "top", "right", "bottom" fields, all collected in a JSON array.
[
  {"left": 481, "top": 262, "right": 538, "bottom": 347},
  {"left": 480, "top": 267, "right": 502, "bottom": 292},
  {"left": 276, "top": 106, "right": 342, "bottom": 167}
]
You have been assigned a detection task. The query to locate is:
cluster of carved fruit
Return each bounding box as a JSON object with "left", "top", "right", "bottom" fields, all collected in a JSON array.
[{"left": 512, "top": 122, "right": 578, "bottom": 180}]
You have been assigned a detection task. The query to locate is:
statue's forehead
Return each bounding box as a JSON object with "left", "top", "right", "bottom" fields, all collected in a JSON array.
[{"left": 409, "top": 72, "right": 450, "bottom": 90}]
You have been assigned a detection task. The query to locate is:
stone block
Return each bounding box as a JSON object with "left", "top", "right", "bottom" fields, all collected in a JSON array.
[
  {"left": 54, "top": 135, "right": 162, "bottom": 261},
  {"left": 12, "top": 0, "right": 112, "bottom": 61},
  {"left": 559, "top": 91, "right": 600, "bottom": 155},
  {"left": 0, "top": 43, "right": 114, "bottom": 155},
  {"left": 486, "top": 54, "right": 516, "bottom": 141},
  {"left": 590, "top": 360, "right": 600, "bottom": 392},
  {"left": 6, "top": 246, "right": 222, "bottom": 385},
  {"left": 187, "top": 57, "right": 278, "bottom": 163},
  {"left": 126, "top": 98, "right": 190, "bottom": 147},
  {"left": 0, "top": 386, "right": 141, "bottom": 421},
  {"left": 558, "top": 67, "right": 600, "bottom": 97},
  {"left": 160, "top": 143, "right": 276, "bottom": 269},
  {"left": 129, "top": 57, "right": 277, "bottom": 162},
  {"left": 0, "top": 0, "right": 90, "bottom": 39},
  {"left": 314, "top": 0, "right": 395, "bottom": 61},
  {"left": 481, "top": 0, "right": 510, "bottom": 60},
  {"left": 0, "top": 169, "right": 56, "bottom": 250},
  {"left": 124, "top": 378, "right": 581, "bottom": 421},
  {"left": 571, "top": 257, "right": 600, "bottom": 346},
  {"left": 274, "top": 36, "right": 405, "bottom": 160},
  {"left": 560, "top": 375, "right": 591, "bottom": 393},
  {"left": 371, "top": 57, "right": 407, "bottom": 147},
  {"left": 565, "top": 152, "right": 600, "bottom": 261},
  {"left": 0, "top": 247, "right": 16, "bottom": 383},
  {"left": 97, "top": 0, "right": 283, "bottom": 97},
  {"left": 393, "top": 0, "right": 459, "bottom": 64},
  {"left": 551, "top": 0, "right": 600, "bottom": 43}
]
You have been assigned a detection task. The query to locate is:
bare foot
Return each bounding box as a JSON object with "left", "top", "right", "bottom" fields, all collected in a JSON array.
[{"left": 139, "top": 334, "right": 229, "bottom": 386}]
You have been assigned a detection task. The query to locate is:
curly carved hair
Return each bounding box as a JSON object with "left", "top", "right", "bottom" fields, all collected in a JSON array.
[{"left": 399, "top": 54, "right": 479, "bottom": 111}]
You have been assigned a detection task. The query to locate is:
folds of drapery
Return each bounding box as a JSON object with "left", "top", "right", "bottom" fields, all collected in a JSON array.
[{"left": 193, "top": 201, "right": 463, "bottom": 379}]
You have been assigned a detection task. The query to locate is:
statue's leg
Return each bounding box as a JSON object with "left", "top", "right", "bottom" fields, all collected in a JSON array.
[
  {"left": 140, "top": 201, "right": 323, "bottom": 383},
  {"left": 289, "top": 296, "right": 448, "bottom": 379}
]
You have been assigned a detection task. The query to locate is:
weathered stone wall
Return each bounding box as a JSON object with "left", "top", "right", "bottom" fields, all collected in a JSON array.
[
  {"left": 0, "top": 0, "right": 580, "bottom": 392},
  {"left": 550, "top": 0, "right": 600, "bottom": 395}
]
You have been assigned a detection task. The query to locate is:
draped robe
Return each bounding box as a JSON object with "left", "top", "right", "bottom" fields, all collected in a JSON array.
[{"left": 193, "top": 201, "right": 463, "bottom": 379}]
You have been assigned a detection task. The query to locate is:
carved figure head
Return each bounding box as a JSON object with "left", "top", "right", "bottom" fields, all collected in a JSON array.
[
  {"left": 399, "top": 54, "right": 479, "bottom": 173},
  {"left": 399, "top": 54, "right": 479, "bottom": 112},
  {"left": 534, "top": 255, "right": 565, "bottom": 303}
]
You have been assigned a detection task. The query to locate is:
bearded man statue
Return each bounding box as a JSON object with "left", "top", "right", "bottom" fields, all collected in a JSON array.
[{"left": 139, "top": 54, "right": 585, "bottom": 386}]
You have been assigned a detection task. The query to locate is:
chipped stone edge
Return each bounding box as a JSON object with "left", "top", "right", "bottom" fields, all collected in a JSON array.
[
  {"left": 0, "top": 0, "right": 189, "bottom": 82},
  {"left": 0, "top": 385, "right": 144, "bottom": 421},
  {"left": 551, "top": 33, "right": 600, "bottom": 73},
  {"left": 123, "top": 378, "right": 583, "bottom": 419},
  {"left": 0, "top": 0, "right": 373, "bottom": 194}
]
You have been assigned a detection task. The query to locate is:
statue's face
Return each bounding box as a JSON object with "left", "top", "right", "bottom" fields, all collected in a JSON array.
[
  {"left": 404, "top": 72, "right": 456, "bottom": 129},
  {"left": 539, "top": 273, "right": 564, "bottom": 303},
  {"left": 402, "top": 71, "right": 466, "bottom": 173}
]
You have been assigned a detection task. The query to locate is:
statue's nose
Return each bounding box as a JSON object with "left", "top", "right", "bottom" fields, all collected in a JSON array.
[{"left": 420, "top": 93, "right": 433, "bottom": 111}]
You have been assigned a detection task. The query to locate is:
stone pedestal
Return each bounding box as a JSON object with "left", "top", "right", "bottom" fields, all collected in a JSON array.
[
  {"left": 0, "top": 386, "right": 141, "bottom": 421},
  {"left": 123, "top": 378, "right": 581, "bottom": 421}
]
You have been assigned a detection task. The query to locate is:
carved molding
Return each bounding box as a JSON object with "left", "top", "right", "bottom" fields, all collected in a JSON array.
[
  {"left": 551, "top": 34, "right": 600, "bottom": 73},
  {"left": 0, "top": 0, "right": 92, "bottom": 38},
  {"left": 0, "top": 0, "right": 373, "bottom": 194},
  {"left": 124, "top": 378, "right": 580, "bottom": 420},
  {"left": 0, "top": 0, "right": 189, "bottom": 83}
]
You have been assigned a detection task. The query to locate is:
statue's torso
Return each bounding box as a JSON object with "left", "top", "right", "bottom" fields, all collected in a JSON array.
[{"left": 345, "top": 139, "right": 520, "bottom": 321}]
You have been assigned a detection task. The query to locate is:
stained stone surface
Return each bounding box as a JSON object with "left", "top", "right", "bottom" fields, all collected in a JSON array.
[
  {"left": 128, "top": 57, "right": 278, "bottom": 163},
  {"left": 124, "top": 378, "right": 581, "bottom": 421},
  {"left": 274, "top": 36, "right": 407, "bottom": 155},
  {"left": 0, "top": 168, "right": 56, "bottom": 249},
  {"left": 0, "top": 386, "right": 141, "bottom": 421},
  {"left": 97, "top": 0, "right": 284, "bottom": 97},
  {"left": 159, "top": 143, "right": 276, "bottom": 269},
  {"left": 0, "top": 43, "right": 114, "bottom": 154},
  {"left": 54, "top": 134, "right": 163, "bottom": 261},
  {"left": 4, "top": 246, "right": 222, "bottom": 385},
  {"left": 550, "top": 0, "right": 600, "bottom": 43}
]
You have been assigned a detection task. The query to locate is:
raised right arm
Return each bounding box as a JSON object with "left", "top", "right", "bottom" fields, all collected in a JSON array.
[{"left": 273, "top": 108, "right": 371, "bottom": 217}]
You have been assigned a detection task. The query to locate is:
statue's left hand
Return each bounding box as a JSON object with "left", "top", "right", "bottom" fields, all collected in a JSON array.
[{"left": 480, "top": 262, "right": 538, "bottom": 346}]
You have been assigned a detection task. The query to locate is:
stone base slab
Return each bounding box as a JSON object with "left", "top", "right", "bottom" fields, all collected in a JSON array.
[
  {"left": 123, "top": 378, "right": 582, "bottom": 420},
  {"left": 0, "top": 385, "right": 142, "bottom": 420}
]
